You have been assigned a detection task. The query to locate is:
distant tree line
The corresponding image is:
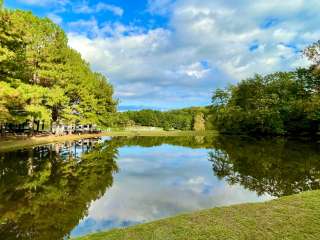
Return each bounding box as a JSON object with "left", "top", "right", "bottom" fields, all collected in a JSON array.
[
  {"left": 113, "top": 107, "right": 213, "bottom": 131},
  {"left": 0, "top": 3, "right": 116, "bottom": 135},
  {"left": 212, "top": 43, "right": 320, "bottom": 136}
]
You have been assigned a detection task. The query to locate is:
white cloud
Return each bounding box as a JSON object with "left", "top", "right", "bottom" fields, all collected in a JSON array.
[
  {"left": 47, "top": 13, "right": 63, "bottom": 25},
  {"left": 168, "top": 0, "right": 314, "bottom": 79},
  {"left": 69, "top": 18, "right": 98, "bottom": 29},
  {"left": 148, "top": 0, "right": 174, "bottom": 15},
  {"left": 68, "top": 26, "right": 219, "bottom": 107},
  {"left": 73, "top": 1, "right": 124, "bottom": 16},
  {"left": 68, "top": 0, "right": 320, "bottom": 108},
  {"left": 18, "top": 0, "right": 69, "bottom": 7},
  {"left": 177, "top": 62, "right": 210, "bottom": 79},
  {"left": 96, "top": 3, "right": 124, "bottom": 16},
  {"left": 273, "top": 29, "right": 296, "bottom": 42},
  {"left": 188, "top": 176, "right": 205, "bottom": 185}
]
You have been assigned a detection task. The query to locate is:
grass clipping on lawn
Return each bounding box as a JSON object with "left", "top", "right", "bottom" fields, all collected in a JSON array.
[{"left": 74, "top": 190, "right": 320, "bottom": 240}]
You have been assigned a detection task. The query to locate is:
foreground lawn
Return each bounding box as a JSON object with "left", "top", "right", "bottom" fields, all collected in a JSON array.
[{"left": 74, "top": 190, "right": 320, "bottom": 240}]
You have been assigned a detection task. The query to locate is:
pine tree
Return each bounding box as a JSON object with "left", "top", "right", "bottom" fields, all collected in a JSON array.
[{"left": 0, "top": 8, "right": 116, "bottom": 132}]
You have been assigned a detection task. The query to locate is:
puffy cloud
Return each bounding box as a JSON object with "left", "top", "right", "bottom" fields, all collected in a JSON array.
[
  {"left": 68, "top": 0, "right": 319, "bottom": 108},
  {"left": 68, "top": 26, "right": 224, "bottom": 108},
  {"left": 169, "top": 0, "right": 316, "bottom": 79}
]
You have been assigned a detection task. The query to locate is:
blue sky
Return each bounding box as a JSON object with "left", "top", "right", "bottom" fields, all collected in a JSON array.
[{"left": 5, "top": 0, "right": 320, "bottom": 110}]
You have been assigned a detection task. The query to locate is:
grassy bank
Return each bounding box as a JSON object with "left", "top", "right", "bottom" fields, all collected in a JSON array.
[
  {"left": 74, "top": 190, "right": 320, "bottom": 240},
  {"left": 0, "top": 130, "right": 217, "bottom": 152}
]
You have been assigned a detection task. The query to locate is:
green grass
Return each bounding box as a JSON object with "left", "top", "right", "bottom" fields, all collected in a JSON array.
[
  {"left": 74, "top": 190, "right": 320, "bottom": 240},
  {"left": 0, "top": 130, "right": 217, "bottom": 152}
]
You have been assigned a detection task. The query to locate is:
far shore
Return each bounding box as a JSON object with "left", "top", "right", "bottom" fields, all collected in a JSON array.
[{"left": 0, "top": 130, "right": 217, "bottom": 152}]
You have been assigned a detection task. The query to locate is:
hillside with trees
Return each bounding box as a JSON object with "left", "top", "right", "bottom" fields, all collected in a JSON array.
[
  {"left": 211, "top": 43, "right": 320, "bottom": 136},
  {"left": 113, "top": 107, "right": 213, "bottom": 131},
  {"left": 0, "top": 2, "right": 116, "bottom": 135}
]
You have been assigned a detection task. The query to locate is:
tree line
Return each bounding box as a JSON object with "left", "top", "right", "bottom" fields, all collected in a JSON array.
[
  {"left": 0, "top": 2, "right": 116, "bottom": 135},
  {"left": 113, "top": 107, "right": 212, "bottom": 131},
  {"left": 212, "top": 43, "right": 320, "bottom": 136}
]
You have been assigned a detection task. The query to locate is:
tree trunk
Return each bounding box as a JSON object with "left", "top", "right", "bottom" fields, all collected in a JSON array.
[
  {"left": 29, "top": 119, "right": 34, "bottom": 136},
  {"left": 36, "top": 120, "right": 40, "bottom": 133},
  {"left": 0, "top": 123, "right": 4, "bottom": 137}
]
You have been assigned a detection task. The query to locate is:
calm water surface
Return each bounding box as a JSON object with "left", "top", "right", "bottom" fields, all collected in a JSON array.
[{"left": 0, "top": 136, "right": 319, "bottom": 239}]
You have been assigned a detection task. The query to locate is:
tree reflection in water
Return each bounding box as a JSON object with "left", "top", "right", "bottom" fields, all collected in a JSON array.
[
  {"left": 209, "top": 137, "right": 320, "bottom": 197},
  {"left": 0, "top": 138, "right": 118, "bottom": 240},
  {"left": 0, "top": 136, "right": 319, "bottom": 239},
  {"left": 112, "top": 135, "right": 320, "bottom": 198}
]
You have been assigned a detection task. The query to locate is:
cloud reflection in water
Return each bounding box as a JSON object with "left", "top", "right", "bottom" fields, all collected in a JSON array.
[{"left": 71, "top": 145, "right": 271, "bottom": 237}]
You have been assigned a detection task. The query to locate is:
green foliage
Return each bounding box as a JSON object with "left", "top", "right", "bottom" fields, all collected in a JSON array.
[
  {"left": 0, "top": 7, "right": 116, "bottom": 132},
  {"left": 0, "top": 10, "right": 27, "bottom": 83},
  {"left": 118, "top": 107, "right": 211, "bottom": 131},
  {"left": 212, "top": 69, "right": 320, "bottom": 136},
  {"left": 0, "top": 81, "right": 25, "bottom": 123}
]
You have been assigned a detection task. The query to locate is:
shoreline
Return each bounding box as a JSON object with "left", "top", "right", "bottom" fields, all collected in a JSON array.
[
  {"left": 74, "top": 190, "right": 320, "bottom": 240},
  {"left": 0, "top": 130, "right": 217, "bottom": 152}
]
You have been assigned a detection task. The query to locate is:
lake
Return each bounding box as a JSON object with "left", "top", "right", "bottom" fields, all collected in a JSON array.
[{"left": 0, "top": 135, "right": 320, "bottom": 239}]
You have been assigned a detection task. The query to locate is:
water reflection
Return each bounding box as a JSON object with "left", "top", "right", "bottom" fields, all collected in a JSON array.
[
  {"left": 0, "top": 136, "right": 319, "bottom": 239},
  {"left": 72, "top": 141, "right": 268, "bottom": 237},
  {"left": 0, "top": 138, "right": 118, "bottom": 240},
  {"left": 209, "top": 137, "right": 320, "bottom": 197}
]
